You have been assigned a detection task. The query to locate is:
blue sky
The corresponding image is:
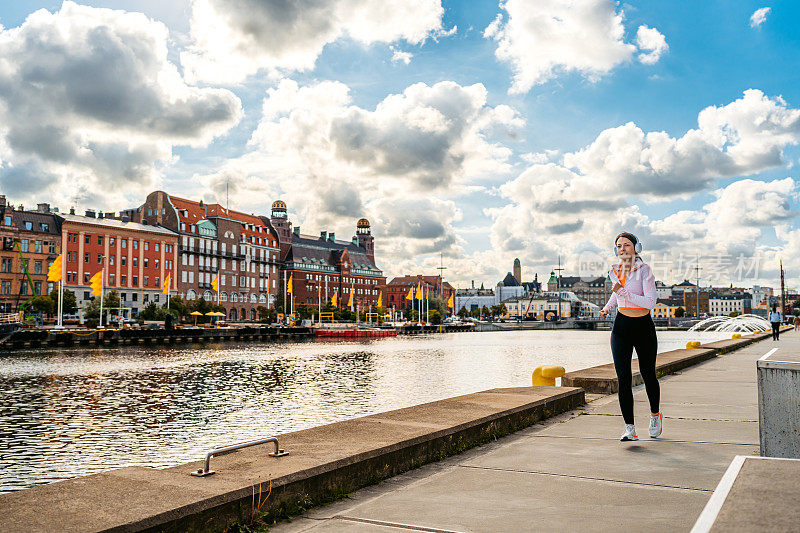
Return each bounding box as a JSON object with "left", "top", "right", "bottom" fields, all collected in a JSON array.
[{"left": 1, "top": 1, "right": 799, "bottom": 289}]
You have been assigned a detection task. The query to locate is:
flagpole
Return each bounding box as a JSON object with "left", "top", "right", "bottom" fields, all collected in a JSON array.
[
  {"left": 57, "top": 278, "right": 63, "bottom": 329},
  {"left": 99, "top": 272, "right": 104, "bottom": 329}
]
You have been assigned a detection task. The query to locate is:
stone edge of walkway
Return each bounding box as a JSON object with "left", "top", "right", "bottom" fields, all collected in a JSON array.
[
  {"left": 0, "top": 387, "right": 585, "bottom": 533},
  {"left": 562, "top": 331, "right": 776, "bottom": 394}
]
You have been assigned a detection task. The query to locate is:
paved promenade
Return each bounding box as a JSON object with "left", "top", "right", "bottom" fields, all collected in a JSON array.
[{"left": 275, "top": 331, "right": 796, "bottom": 533}]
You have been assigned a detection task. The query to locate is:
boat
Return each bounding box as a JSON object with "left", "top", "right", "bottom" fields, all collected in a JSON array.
[
  {"left": 315, "top": 328, "right": 397, "bottom": 339},
  {"left": 0, "top": 312, "right": 21, "bottom": 337}
]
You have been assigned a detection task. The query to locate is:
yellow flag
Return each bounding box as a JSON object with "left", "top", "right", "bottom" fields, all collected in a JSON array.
[
  {"left": 405, "top": 287, "right": 413, "bottom": 300},
  {"left": 416, "top": 284, "right": 424, "bottom": 301},
  {"left": 287, "top": 274, "right": 293, "bottom": 294},
  {"left": 426, "top": 286, "right": 430, "bottom": 299},
  {"left": 89, "top": 270, "right": 103, "bottom": 297},
  {"left": 47, "top": 254, "right": 63, "bottom": 282},
  {"left": 318, "top": 285, "right": 321, "bottom": 299},
  {"left": 162, "top": 274, "right": 170, "bottom": 294},
  {"left": 211, "top": 274, "right": 219, "bottom": 292},
  {"left": 377, "top": 292, "right": 382, "bottom": 307},
  {"left": 331, "top": 291, "right": 337, "bottom": 306},
  {"left": 348, "top": 291, "right": 353, "bottom": 308},
  {"left": 447, "top": 293, "right": 454, "bottom": 309}
]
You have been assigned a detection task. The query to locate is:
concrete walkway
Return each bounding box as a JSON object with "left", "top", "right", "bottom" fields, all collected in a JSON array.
[{"left": 273, "top": 331, "right": 796, "bottom": 533}]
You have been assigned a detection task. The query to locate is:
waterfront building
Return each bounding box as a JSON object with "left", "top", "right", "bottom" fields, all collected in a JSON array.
[
  {"left": 497, "top": 272, "right": 524, "bottom": 302},
  {"left": 269, "top": 202, "right": 385, "bottom": 310},
  {"left": 0, "top": 197, "right": 62, "bottom": 312},
  {"left": 59, "top": 212, "right": 179, "bottom": 315},
  {"left": 683, "top": 290, "right": 710, "bottom": 316},
  {"left": 751, "top": 285, "right": 772, "bottom": 307},
  {"left": 708, "top": 294, "right": 745, "bottom": 316},
  {"left": 454, "top": 286, "right": 495, "bottom": 313},
  {"left": 655, "top": 281, "right": 672, "bottom": 299},
  {"left": 133, "top": 191, "right": 281, "bottom": 321},
  {"left": 547, "top": 272, "right": 612, "bottom": 308},
  {"left": 653, "top": 297, "right": 683, "bottom": 318},
  {"left": 503, "top": 295, "right": 572, "bottom": 319},
  {"left": 671, "top": 280, "right": 698, "bottom": 295},
  {"left": 386, "top": 274, "right": 454, "bottom": 311}
]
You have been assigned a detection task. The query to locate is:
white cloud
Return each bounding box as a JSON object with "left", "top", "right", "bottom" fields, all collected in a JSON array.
[
  {"left": 484, "top": 0, "right": 665, "bottom": 93},
  {"left": 182, "top": 0, "right": 444, "bottom": 83},
  {"left": 195, "top": 78, "right": 519, "bottom": 268},
  {"left": 0, "top": 1, "right": 241, "bottom": 208},
  {"left": 390, "top": 46, "right": 413, "bottom": 65},
  {"left": 563, "top": 90, "right": 800, "bottom": 198},
  {"left": 636, "top": 25, "right": 668, "bottom": 65},
  {"left": 750, "top": 7, "right": 771, "bottom": 27}
]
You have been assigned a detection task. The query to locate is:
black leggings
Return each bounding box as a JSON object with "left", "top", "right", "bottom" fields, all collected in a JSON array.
[
  {"left": 611, "top": 313, "right": 659, "bottom": 425},
  {"left": 771, "top": 322, "right": 780, "bottom": 340}
]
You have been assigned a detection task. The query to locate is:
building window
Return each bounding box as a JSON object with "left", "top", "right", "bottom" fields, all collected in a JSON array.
[
  {"left": 84, "top": 273, "right": 90, "bottom": 284},
  {"left": 132, "top": 293, "right": 138, "bottom": 302},
  {"left": 144, "top": 241, "right": 149, "bottom": 251},
  {"left": 85, "top": 235, "right": 91, "bottom": 244},
  {"left": 34, "top": 281, "right": 41, "bottom": 295},
  {"left": 155, "top": 243, "right": 159, "bottom": 252},
  {"left": 97, "top": 254, "right": 102, "bottom": 264},
  {"left": 133, "top": 240, "right": 138, "bottom": 250},
  {"left": 110, "top": 255, "right": 115, "bottom": 266},
  {"left": 122, "top": 239, "right": 127, "bottom": 248},
  {"left": 110, "top": 237, "right": 115, "bottom": 246},
  {"left": 132, "top": 276, "right": 138, "bottom": 286},
  {"left": 1, "top": 281, "right": 10, "bottom": 294},
  {"left": 110, "top": 274, "right": 115, "bottom": 285},
  {"left": 133, "top": 257, "right": 138, "bottom": 267},
  {"left": 144, "top": 276, "right": 149, "bottom": 286},
  {"left": 0, "top": 258, "right": 11, "bottom": 272},
  {"left": 121, "top": 275, "right": 127, "bottom": 286},
  {"left": 20, "top": 239, "right": 29, "bottom": 252},
  {"left": 4, "top": 216, "right": 10, "bottom": 226},
  {"left": 144, "top": 258, "right": 149, "bottom": 268},
  {"left": 48, "top": 242, "right": 55, "bottom": 254},
  {"left": 98, "top": 236, "right": 103, "bottom": 245},
  {"left": 121, "top": 257, "right": 126, "bottom": 266},
  {"left": 34, "top": 261, "right": 42, "bottom": 274},
  {"left": 84, "top": 253, "right": 90, "bottom": 263},
  {"left": 24, "top": 221, "right": 32, "bottom": 230}
]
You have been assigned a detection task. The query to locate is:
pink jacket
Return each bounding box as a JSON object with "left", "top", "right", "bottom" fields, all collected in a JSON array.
[{"left": 602, "top": 257, "right": 657, "bottom": 312}]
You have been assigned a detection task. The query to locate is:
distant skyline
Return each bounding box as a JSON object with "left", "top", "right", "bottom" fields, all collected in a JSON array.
[{"left": 0, "top": 1, "right": 799, "bottom": 289}]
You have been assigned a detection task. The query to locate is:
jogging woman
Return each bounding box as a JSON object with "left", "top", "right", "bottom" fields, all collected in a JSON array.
[{"left": 599, "top": 233, "right": 660, "bottom": 441}]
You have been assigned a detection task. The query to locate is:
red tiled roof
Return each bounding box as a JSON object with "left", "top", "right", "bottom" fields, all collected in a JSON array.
[{"left": 169, "top": 195, "right": 278, "bottom": 247}]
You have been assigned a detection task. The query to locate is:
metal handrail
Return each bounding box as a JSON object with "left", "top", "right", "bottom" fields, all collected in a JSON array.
[{"left": 190, "top": 436, "right": 288, "bottom": 477}]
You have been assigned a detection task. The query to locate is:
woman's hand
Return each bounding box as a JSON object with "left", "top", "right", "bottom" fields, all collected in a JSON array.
[
  {"left": 599, "top": 309, "right": 608, "bottom": 318},
  {"left": 612, "top": 282, "right": 623, "bottom": 293}
]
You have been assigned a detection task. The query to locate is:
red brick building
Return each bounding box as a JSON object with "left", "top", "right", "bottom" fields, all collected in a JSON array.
[
  {"left": 267, "top": 201, "right": 385, "bottom": 311},
  {"left": 134, "top": 191, "right": 281, "bottom": 321},
  {"left": 385, "top": 275, "right": 455, "bottom": 311},
  {"left": 59, "top": 212, "right": 179, "bottom": 316},
  {"left": 0, "top": 197, "right": 62, "bottom": 312}
]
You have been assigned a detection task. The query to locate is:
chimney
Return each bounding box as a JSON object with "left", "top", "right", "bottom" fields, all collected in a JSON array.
[
  {"left": 328, "top": 232, "right": 335, "bottom": 242},
  {"left": 69, "top": 207, "right": 75, "bottom": 215},
  {"left": 37, "top": 203, "right": 50, "bottom": 213},
  {"left": 293, "top": 226, "right": 300, "bottom": 237},
  {"left": 352, "top": 236, "right": 358, "bottom": 245},
  {"left": 98, "top": 212, "right": 104, "bottom": 219},
  {"left": 85, "top": 209, "right": 96, "bottom": 218},
  {"left": 471, "top": 280, "right": 475, "bottom": 289},
  {"left": 320, "top": 230, "right": 327, "bottom": 241}
]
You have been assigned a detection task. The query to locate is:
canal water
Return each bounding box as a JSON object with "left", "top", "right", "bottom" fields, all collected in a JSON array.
[{"left": 0, "top": 329, "right": 731, "bottom": 492}]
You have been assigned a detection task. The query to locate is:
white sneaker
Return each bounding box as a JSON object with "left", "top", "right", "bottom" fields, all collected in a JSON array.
[
  {"left": 620, "top": 424, "right": 638, "bottom": 441},
  {"left": 649, "top": 413, "right": 663, "bottom": 438}
]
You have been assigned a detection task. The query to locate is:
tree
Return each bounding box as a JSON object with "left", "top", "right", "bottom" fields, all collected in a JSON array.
[
  {"left": 458, "top": 307, "right": 468, "bottom": 318},
  {"left": 30, "top": 295, "right": 55, "bottom": 315},
  {"left": 257, "top": 306, "right": 275, "bottom": 323},
  {"left": 167, "top": 296, "right": 188, "bottom": 318},
  {"left": 429, "top": 309, "right": 442, "bottom": 325},
  {"left": 139, "top": 302, "right": 159, "bottom": 320},
  {"left": 675, "top": 306, "right": 685, "bottom": 318},
  {"left": 45, "top": 288, "right": 78, "bottom": 314},
  {"left": 104, "top": 290, "right": 121, "bottom": 312}
]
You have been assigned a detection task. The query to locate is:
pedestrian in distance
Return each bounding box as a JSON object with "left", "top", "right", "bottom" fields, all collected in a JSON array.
[
  {"left": 793, "top": 314, "right": 799, "bottom": 331},
  {"left": 599, "top": 232, "right": 661, "bottom": 441},
  {"left": 769, "top": 305, "right": 782, "bottom": 341}
]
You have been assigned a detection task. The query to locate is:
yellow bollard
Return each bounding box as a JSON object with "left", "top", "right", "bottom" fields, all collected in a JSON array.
[
  {"left": 732, "top": 333, "right": 741, "bottom": 339},
  {"left": 753, "top": 330, "right": 761, "bottom": 334},
  {"left": 686, "top": 341, "right": 701, "bottom": 349},
  {"left": 533, "top": 365, "right": 566, "bottom": 386}
]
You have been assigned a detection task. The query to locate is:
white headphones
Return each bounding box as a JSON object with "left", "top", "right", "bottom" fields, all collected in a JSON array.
[{"left": 614, "top": 233, "right": 643, "bottom": 256}]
